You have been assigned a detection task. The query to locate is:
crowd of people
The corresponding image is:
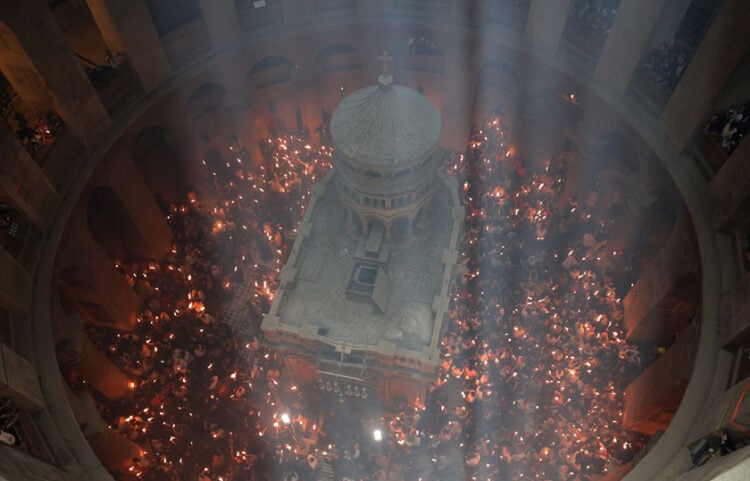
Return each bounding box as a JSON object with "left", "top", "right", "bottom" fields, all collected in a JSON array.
[
  {"left": 83, "top": 133, "right": 334, "bottom": 481},
  {"left": 403, "top": 116, "right": 646, "bottom": 481},
  {"left": 643, "top": 38, "right": 691, "bottom": 92},
  {"left": 703, "top": 102, "right": 750, "bottom": 156},
  {"left": 77, "top": 113, "right": 653, "bottom": 481}
]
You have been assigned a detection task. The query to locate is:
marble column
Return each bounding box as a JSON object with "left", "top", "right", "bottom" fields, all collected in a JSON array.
[
  {"left": 0, "top": 0, "right": 110, "bottom": 144},
  {"left": 84, "top": 0, "right": 172, "bottom": 92},
  {"left": 660, "top": 0, "right": 750, "bottom": 150},
  {"left": 57, "top": 223, "right": 141, "bottom": 332},
  {"left": 594, "top": 0, "right": 668, "bottom": 97},
  {"left": 706, "top": 135, "right": 750, "bottom": 232},
  {"left": 622, "top": 323, "right": 698, "bottom": 435},
  {"left": 0, "top": 247, "right": 31, "bottom": 315},
  {"left": 524, "top": 0, "right": 573, "bottom": 52},
  {"left": 624, "top": 210, "right": 700, "bottom": 344},
  {"left": 54, "top": 314, "right": 133, "bottom": 400},
  {"left": 0, "top": 123, "right": 59, "bottom": 230}
]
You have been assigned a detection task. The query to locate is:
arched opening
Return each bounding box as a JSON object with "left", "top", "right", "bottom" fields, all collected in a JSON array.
[
  {"left": 366, "top": 218, "right": 386, "bottom": 237},
  {"left": 247, "top": 55, "right": 295, "bottom": 90},
  {"left": 133, "top": 125, "right": 185, "bottom": 208},
  {"left": 87, "top": 186, "right": 150, "bottom": 261}
]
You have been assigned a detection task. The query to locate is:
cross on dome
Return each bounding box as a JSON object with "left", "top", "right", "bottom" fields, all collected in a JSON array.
[{"left": 377, "top": 50, "right": 393, "bottom": 86}]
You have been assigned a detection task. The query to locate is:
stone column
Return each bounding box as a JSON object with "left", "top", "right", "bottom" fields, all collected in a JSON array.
[
  {"left": 0, "top": 53, "right": 54, "bottom": 119},
  {"left": 624, "top": 210, "right": 700, "bottom": 344},
  {"left": 107, "top": 161, "right": 174, "bottom": 259},
  {"left": 54, "top": 314, "right": 133, "bottom": 400},
  {"left": 720, "top": 268, "right": 750, "bottom": 347},
  {"left": 706, "top": 136, "right": 750, "bottom": 232},
  {"left": 84, "top": 0, "right": 172, "bottom": 92},
  {"left": 89, "top": 426, "right": 144, "bottom": 474},
  {"left": 0, "top": 343, "right": 45, "bottom": 412},
  {"left": 622, "top": 323, "right": 698, "bottom": 435},
  {"left": 660, "top": 0, "right": 750, "bottom": 151},
  {"left": 524, "top": 0, "right": 573, "bottom": 52},
  {"left": 0, "top": 247, "right": 31, "bottom": 315},
  {"left": 0, "top": 0, "right": 110, "bottom": 144},
  {"left": 67, "top": 392, "right": 144, "bottom": 474},
  {"left": 57, "top": 223, "right": 141, "bottom": 332},
  {"left": 0, "top": 123, "right": 59, "bottom": 230},
  {"left": 594, "top": 0, "right": 668, "bottom": 97},
  {"left": 198, "top": 0, "right": 241, "bottom": 50}
]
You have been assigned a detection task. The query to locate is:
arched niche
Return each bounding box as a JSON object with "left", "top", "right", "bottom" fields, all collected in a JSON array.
[
  {"left": 316, "top": 43, "right": 361, "bottom": 73},
  {"left": 86, "top": 186, "right": 150, "bottom": 261},
  {"left": 132, "top": 125, "right": 185, "bottom": 206},
  {"left": 184, "top": 82, "right": 228, "bottom": 122},
  {"left": 247, "top": 55, "right": 295, "bottom": 90}
]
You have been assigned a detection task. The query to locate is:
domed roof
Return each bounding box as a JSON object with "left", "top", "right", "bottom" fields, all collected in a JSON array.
[{"left": 331, "top": 79, "right": 441, "bottom": 167}]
